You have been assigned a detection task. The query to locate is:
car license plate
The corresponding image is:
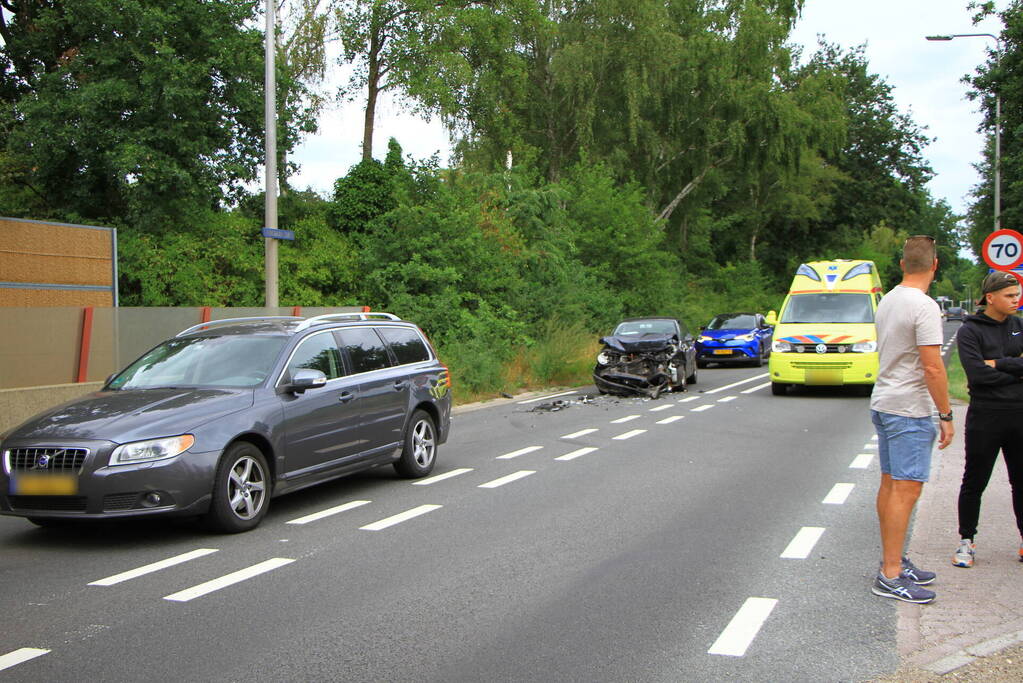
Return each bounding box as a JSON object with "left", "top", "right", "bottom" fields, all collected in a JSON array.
[
  {"left": 9, "top": 473, "right": 78, "bottom": 495},
  {"left": 804, "top": 369, "right": 843, "bottom": 385},
  {"left": 713, "top": 349, "right": 733, "bottom": 355}
]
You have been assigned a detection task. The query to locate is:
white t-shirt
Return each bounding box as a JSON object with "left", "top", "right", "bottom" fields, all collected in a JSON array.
[{"left": 870, "top": 285, "right": 943, "bottom": 417}]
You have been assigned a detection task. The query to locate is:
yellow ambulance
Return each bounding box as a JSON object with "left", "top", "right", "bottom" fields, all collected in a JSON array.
[{"left": 766, "top": 259, "right": 882, "bottom": 395}]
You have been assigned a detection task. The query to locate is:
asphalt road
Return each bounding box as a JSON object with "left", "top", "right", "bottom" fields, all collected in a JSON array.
[{"left": 0, "top": 326, "right": 959, "bottom": 681}]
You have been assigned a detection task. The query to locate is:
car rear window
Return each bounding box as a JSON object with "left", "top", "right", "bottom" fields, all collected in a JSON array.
[
  {"left": 337, "top": 328, "right": 393, "bottom": 374},
  {"left": 378, "top": 327, "right": 431, "bottom": 365}
]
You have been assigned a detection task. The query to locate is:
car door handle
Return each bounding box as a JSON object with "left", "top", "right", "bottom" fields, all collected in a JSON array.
[
  {"left": 338, "top": 391, "right": 355, "bottom": 403},
  {"left": 393, "top": 380, "right": 408, "bottom": 390}
]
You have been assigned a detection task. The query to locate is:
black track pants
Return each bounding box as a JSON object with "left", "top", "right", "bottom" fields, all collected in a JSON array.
[{"left": 958, "top": 406, "right": 1023, "bottom": 540}]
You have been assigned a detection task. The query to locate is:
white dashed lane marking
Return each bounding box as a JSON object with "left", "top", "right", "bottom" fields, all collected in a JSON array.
[
  {"left": 562, "top": 428, "right": 598, "bottom": 439},
  {"left": 611, "top": 415, "right": 641, "bottom": 424},
  {"left": 708, "top": 597, "right": 778, "bottom": 657},
  {"left": 89, "top": 548, "right": 219, "bottom": 586},
  {"left": 163, "top": 558, "right": 295, "bottom": 602},
  {"left": 864, "top": 444, "right": 878, "bottom": 450},
  {"left": 691, "top": 405, "right": 714, "bottom": 413},
  {"left": 849, "top": 454, "right": 873, "bottom": 469},
  {"left": 822, "top": 483, "right": 855, "bottom": 505},
  {"left": 780, "top": 527, "right": 826, "bottom": 559},
  {"left": 479, "top": 471, "right": 536, "bottom": 489},
  {"left": 360, "top": 504, "right": 443, "bottom": 530},
  {"left": 649, "top": 404, "right": 674, "bottom": 412},
  {"left": 555, "top": 447, "right": 598, "bottom": 461},
  {"left": 516, "top": 390, "right": 578, "bottom": 404},
  {"left": 612, "top": 429, "right": 646, "bottom": 441},
  {"left": 656, "top": 415, "right": 685, "bottom": 424},
  {"left": 871, "top": 434, "right": 878, "bottom": 441},
  {"left": 497, "top": 446, "right": 543, "bottom": 460},
  {"left": 412, "top": 469, "right": 473, "bottom": 486},
  {"left": 286, "top": 500, "right": 372, "bottom": 525},
  {"left": 705, "top": 373, "right": 770, "bottom": 394},
  {"left": 679, "top": 396, "right": 700, "bottom": 403},
  {"left": 717, "top": 395, "right": 737, "bottom": 403},
  {"left": 0, "top": 648, "right": 49, "bottom": 672},
  {"left": 741, "top": 382, "right": 772, "bottom": 394}
]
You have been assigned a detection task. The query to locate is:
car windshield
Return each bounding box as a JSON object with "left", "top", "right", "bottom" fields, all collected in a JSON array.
[
  {"left": 107, "top": 335, "right": 289, "bottom": 389},
  {"left": 780, "top": 293, "right": 874, "bottom": 324},
  {"left": 708, "top": 314, "right": 756, "bottom": 330},
  {"left": 613, "top": 320, "right": 676, "bottom": 336}
]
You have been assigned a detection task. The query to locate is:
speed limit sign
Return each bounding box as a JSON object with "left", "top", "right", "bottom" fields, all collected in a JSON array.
[{"left": 982, "top": 229, "right": 1023, "bottom": 271}]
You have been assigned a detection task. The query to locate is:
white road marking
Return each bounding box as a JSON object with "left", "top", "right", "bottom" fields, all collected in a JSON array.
[
  {"left": 555, "top": 447, "right": 598, "bottom": 461},
  {"left": 656, "top": 415, "right": 685, "bottom": 424},
  {"left": 707, "top": 597, "right": 779, "bottom": 657},
  {"left": 360, "top": 504, "right": 443, "bottom": 530},
  {"left": 691, "top": 405, "right": 714, "bottom": 412},
  {"left": 412, "top": 468, "right": 474, "bottom": 486},
  {"left": 717, "top": 395, "right": 737, "bottom": 403},
  {"left": 286, "top": 500, "right": 372, "bottom": 524},
  {"left": 822, "top": 483, "right": 855, "bottom": 505},
  {"left": 679, "top": 396, "right": 700, "bottom": 403},
  {"left": 741, "top": 382, "right": 772, "bottom": 394},
  {"left": 649, "top": 404, "right": 674, "bottom": 412},
  {"left": 163, "top": 558, "right": 295, "bottom": 602},
  {"left": 611, "top": 414, "right": 641, "bottom": 424},
  {"left": 864, "top": 443, "right": 878, "bottom": 450},
  {"left": 562, "top": 428, "right": 598, "bottom": 439},
  {"left": 89, "top": 548, "right": 219, "bottom": 586},
  {"left": 497, "top": 445, "right": 543, "bottom": 460},
  {"left": 849, "top": 454, "right": 873, "bottom": 469},
  {"left": 706, "top": 373, "right": 770, "bottom": 394},
  {"left": 780, "top": 527, "right": 826, "bottom": 559},
  {"left": 871, "top": 434, "right": 878, "bottom": 441},
  {"left": 0, "top": 648, "right": 49, "bottom": 672},
  {"left": 612, "top": 429, "right": 647, "bottom": 440},
  {"left": 517, "top": 390, "right": 578, "bottom": 404},
  {"left": 479, "top": 471, "right": 535, "bottom": 488}
]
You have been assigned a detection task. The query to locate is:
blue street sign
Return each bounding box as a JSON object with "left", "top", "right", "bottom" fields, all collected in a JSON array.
[{"left": 261, "top": 227, "right": 295, "bottom": 241}]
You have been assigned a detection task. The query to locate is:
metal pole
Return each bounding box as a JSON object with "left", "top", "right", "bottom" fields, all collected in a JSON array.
[{"left": 264, "top": 0, "right": 279, "bottom": 308}]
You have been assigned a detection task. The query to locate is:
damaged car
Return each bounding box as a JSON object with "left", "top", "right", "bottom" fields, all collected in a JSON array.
[{"left": 593, "top": 317, "right": 697, "bottom": 398}]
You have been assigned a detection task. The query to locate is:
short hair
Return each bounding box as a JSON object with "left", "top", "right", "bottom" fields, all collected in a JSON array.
[{"left": 903, "top": 235, "right": 936, "bottom": 274}]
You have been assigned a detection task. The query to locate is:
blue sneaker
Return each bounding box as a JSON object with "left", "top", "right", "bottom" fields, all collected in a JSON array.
[
  {"left": 872, "top": 573, "right": 935, "bottom": 604},
  {"left": 900, "top": 556, "right": 936, "bottom": 585}
]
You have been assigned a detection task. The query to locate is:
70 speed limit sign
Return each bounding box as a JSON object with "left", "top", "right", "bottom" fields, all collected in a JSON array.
[{"left": 982, "top": 229, "right": 1023, "bottom": 271}]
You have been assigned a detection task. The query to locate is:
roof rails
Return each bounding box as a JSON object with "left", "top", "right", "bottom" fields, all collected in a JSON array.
[
  {"left": 176, "top": 316, "right": 303, "bottom": 337},
  {"left": 294, "top": 312, "right": 402, "bottom": 331}
]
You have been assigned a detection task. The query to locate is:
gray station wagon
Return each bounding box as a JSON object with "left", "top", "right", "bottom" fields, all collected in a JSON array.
[{"left": 0, "top": 313, "right": 452, "bottom": 532}]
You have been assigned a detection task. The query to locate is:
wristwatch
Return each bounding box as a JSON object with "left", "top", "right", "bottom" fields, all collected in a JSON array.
[{"left": 938, "top": 411, "right": 953, "bottom": 422}]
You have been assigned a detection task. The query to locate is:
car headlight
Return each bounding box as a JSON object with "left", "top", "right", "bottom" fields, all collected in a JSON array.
[
  {"left": 851, "top": 341, "right": 877, "bottom": 353},
  {"left": 698, "top": 336, "right": 712, "bottom": 342},
  {"left": 596, "top": 351, "right": 611, "bottom": 365},
  {"left": 772, "top": 340, "right": 793, "bottom": 353},
  {"left": 736, "top": 333, "right": 756, "bottom": 342},
  {"left": 109, "top": 434, "right": 194, "bottom": 466}
]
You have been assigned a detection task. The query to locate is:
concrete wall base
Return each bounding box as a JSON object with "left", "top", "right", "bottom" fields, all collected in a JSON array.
[{"left": 0, "top": 382, "right": 104, "bottom": 435}]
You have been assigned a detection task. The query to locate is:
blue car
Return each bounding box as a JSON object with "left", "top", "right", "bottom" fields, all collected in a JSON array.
[{"left": 696, "top": 312, "right": 773, "bottom": 367}]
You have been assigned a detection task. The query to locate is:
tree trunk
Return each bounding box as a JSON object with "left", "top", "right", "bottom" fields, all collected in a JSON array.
[{"left": 362, "top": 26, "right": 382, "bottom": 162}]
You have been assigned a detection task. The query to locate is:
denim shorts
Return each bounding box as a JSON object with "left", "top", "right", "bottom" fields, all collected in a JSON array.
[{"left": 870, "top": 410, "right": 937, "bottom": 482}]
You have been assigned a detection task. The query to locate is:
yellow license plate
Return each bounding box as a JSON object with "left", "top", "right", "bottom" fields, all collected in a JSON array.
[
  {"left": 10, "top": 473, "right": 79, "bottom": 495},
  {"left": 713, "top": 349, "right": 733, "bottom": 355},
  {"left": 805, "top": 369, "right": 843, "bottom": 385}
]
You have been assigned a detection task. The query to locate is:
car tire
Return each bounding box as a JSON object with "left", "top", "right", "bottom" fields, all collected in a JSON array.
[
  {"left": 697, "top": 359, "right": 708, "bottom": 369},
  {"left": 686, "top": 363, "right": 697, "bottom": 385},
  {"left": 203, "top": 442, "right": 270, "bottom": 533},
  {"left": 771, "top": 382, "right": 789, "bottom": 396},
  {"left": 753, "top": 346, "right": 764, "bottom": 367},
  {"left": 394, "top": 410, "right": 438, "bottom": 478}
]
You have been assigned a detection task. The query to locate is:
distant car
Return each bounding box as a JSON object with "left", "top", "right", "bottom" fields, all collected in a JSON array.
[
  {"left": 593, "top": 317, "right": 697, "bottom": 398},
  {"left": 696, "top": 312, "right": 773, "bottom": 367},
  {"left": 0, "top": 313, "right": 452, "bottom": 533},
  {"left": 946, "top": 307, "right": 965, "bottom": 321}
]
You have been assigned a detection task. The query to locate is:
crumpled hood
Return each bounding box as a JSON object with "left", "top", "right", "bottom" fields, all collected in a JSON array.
[
  {"left": 600, "top": 333, "right": 677, "bottom": 353},
  {"left": 6, "top": 388, "right": 255, "bottom": 443}
]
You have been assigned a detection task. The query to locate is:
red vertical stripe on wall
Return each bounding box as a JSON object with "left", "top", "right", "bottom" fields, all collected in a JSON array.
[
  {"left": 292, "top": 306, "right": 302, "bottom": 317},
  {"left": 76, "top": 307, "right": 94, "bottom": 383},
  {"left": 200, "top": 306, "right": 212, "bottom": 323},
  {"left": 362, "top": 306, "right": 370, "bottom": 312}
]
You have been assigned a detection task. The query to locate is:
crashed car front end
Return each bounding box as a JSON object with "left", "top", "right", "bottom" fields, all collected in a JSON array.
[{"left": 593, "top": 334, "right": 685, "bottom": 398}]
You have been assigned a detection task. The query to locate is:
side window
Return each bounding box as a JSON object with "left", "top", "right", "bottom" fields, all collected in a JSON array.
[
  {"left": 378, "top": 327, "right": 431, "bottom": 365},
  {"left": 337, "top": 328, "right": 393, "bottom": 374},
  {"left": 287, "top": 332, "right": 344, "bottom": 381},
  {"left": 677, "top": 322, "right": 690, "bottom": 338}
]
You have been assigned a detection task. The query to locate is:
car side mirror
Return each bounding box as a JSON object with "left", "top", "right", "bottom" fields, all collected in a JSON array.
[
  {"left": 285, "top": 368, "right": 328, "bottom": 394},
  {"left": 765, "top": 310, "right": 778, "bottom": 326}
]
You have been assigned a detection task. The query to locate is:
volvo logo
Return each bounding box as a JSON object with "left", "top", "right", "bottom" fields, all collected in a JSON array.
[
  {"left": 815, "top": 343, "right": 828, "bottom": 354},
  {"left": 36, "top": 454, "right": 50, "bottom": 469}
]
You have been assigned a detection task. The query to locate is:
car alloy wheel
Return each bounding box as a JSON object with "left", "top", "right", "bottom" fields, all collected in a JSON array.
[
  {"left": 395, "top": 410, "right": 437, "bottom": 478},
  {"left": 227, "top": 455, "right": 267, "bottom": 520},
  {"left": 205, "top": 442, "right": 270, "bottom": 533}
]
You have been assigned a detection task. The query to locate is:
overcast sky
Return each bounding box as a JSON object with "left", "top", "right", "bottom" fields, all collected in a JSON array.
[{"left": 289, "top": 1, "right": 1007, "bottom": 226}]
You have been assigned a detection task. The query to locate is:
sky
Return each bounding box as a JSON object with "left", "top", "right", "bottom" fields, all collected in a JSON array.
[{"left": 288, "top": 1, "right": 1008, "bottom": 228}]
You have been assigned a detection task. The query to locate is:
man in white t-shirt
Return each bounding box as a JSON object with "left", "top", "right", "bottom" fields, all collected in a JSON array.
[{"left": 869, "top": 235, "right": 954, "bottom": 604}]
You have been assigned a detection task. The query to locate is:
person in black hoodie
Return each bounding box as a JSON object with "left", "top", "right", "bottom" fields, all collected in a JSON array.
[{"left": 953, "top": 270, "right": 1023, "bottom": 567}]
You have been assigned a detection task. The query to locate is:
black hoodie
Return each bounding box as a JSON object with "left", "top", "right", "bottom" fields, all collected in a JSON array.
[{"left": 957, "top": 310, "right": 1023, "bottom": 408}]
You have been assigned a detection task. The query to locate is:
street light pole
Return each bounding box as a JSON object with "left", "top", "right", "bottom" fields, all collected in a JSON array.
[
  {"left": 926, "top": 33, "right": 1003, "bottom": 231},
  {"left": 264, "top": 0, "right": 279, "bottom": 308}
]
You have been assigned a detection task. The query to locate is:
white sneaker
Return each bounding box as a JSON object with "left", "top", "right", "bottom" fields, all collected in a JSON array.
[{"left": 952, "top": 539, "right": 975, "bottom": 568}]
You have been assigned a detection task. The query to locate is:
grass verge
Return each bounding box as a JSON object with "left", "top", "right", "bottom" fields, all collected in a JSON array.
[{"left": 947, "top": 347, "right": 968, "bottom": 403}]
